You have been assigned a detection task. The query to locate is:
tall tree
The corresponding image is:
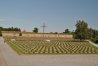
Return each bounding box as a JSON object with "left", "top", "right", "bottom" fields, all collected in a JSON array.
[
  {"left": 74, "top": 20, "right": 88, "bottom": 40},
  {"left": 33, "top": 27, "right": 38, "bottom": 33}
]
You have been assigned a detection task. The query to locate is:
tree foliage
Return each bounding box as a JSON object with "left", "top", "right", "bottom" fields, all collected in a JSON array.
[
  {"left": 0, "top": 26, "right": 21, "bottom": 31},
  {"left": 33, "top": 27, "right": 38, "bottom": 33},
  {"left": 63, "top": 29, "right": 70, "bottom": 34},
  {"left": 63, "top": 28, "right": 73, "bottom": 34},
  {"left": 74, "top": 20, "right": 98, "bottom": 43},
  {"left": 88, "top": 28, "right": 96, "bottom": 39},
  {"left": 88, "top": 28, "right": 98, "bottom": 43},
  {"left": 74, "top": 20, "right": 88, "bottom": 40},
  {"left": 95, "top": 36, "right": 98, "bottom": 43}
]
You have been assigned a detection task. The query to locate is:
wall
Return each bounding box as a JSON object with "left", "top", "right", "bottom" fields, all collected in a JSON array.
[{"left": 2, "top": 32, "right": 73, "bottom": 39}]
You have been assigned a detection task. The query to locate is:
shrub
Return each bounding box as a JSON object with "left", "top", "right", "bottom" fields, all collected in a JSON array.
[
  {"left": 0, "top": 30, "right": 2, "bottom": 36},
  {"left": 95, "top": 36, "right": 98, "bottom": 44},
  {"left": 19, "top": 32, "right": 22, "bottom": 36}
]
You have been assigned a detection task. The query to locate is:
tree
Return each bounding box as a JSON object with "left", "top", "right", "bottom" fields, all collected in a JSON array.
[
  {"left": 88, "top": 28, "right": 96, "bottom": 39},
  {"left": 33, "top": 27, "right": 38, "bottom": 33},
  {"left": 63, "top": 29, "right": 70, "bottom": 34},
  {"left": 74, "top": 20, "right": 88, "bottom": 40},
  {"left": 88, "top": 28, "right": 98, "bottom": 43},
  {"left": 0, "top": 27, "right": 21, "bottom": 31}
]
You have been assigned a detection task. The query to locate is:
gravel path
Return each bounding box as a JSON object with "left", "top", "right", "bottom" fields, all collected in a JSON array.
[
  {"left": 0, "top": 37, "right": 7, "bottom": 66},
  {"left": 0, "top": 37, "right": 98, "bottom": 66}
]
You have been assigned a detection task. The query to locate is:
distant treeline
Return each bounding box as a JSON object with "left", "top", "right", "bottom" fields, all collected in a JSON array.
[{"left": 0, "top": 27, "right": 21, "bottom": 31}]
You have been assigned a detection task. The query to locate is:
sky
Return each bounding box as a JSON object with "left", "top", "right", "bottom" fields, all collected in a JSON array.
[{"left": 0, "top": 0, "right": 98, "bottom": 33}]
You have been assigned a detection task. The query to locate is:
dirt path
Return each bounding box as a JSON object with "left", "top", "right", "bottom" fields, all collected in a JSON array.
[
  {"left": 0, "top": 37, "right": 7, "bottom": 66},
  {"left": 0, "top": 37, "right": 98, "bottom": 66},
  {"left": 0, "top": 52, "right": 7, "bottom": 66}
]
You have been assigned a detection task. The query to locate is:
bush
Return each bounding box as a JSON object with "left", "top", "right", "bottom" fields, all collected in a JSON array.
[
  {"left": 0, "top": 30, "right": 2, "bottom": 36},
  {"left": 95, "top": 39, "right": 98, "bottom": 43},
  {"left": 19, "top": 32, "right": 22, "bottom": 36},
  {"left": 91, "top": 36, "right": 98, "bottom": 44},
  {"left": 95, "top": 36, "right": 98, "bottom": 44},
  {"left": 90, "top": 38, "right": 95, "bottom": 43}
]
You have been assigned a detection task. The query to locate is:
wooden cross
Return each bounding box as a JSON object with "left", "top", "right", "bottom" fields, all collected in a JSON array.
[{"left": 41, "top": 22, "right": 47, "bottom": 33}]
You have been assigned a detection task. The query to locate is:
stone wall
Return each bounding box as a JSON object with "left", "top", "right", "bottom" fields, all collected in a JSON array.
[
  {"left": 2, "top": 32, "right": 73, "bottom": 39},
  {"left": 22, "top": 34, "right": 73, "bottom": 38}
]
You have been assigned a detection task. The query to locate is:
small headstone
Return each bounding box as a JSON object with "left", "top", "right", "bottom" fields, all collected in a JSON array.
[
  {"left": 11, "top": 39, "right": 16, "bottom": 41},
  {"left": 45, "top": 39, "right": 51, "bottom": 42}
]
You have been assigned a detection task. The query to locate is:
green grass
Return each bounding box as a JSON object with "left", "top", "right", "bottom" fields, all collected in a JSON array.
[{"left": 4, "top": 37, "right": 98, "bottom": 55}]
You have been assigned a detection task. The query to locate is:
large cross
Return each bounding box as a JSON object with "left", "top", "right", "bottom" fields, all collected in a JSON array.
[{"left": 41, "top": 23, "right": 47, "bottom": 33}]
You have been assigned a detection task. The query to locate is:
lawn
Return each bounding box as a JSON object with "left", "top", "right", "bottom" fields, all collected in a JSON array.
[{"left": 4, "top": 37, "right": 98, "bottom": 55}]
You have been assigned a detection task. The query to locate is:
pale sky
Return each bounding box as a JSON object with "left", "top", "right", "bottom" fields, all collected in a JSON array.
[{"left": 0, "top": 0, "right": 98, "bottom": 32}]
